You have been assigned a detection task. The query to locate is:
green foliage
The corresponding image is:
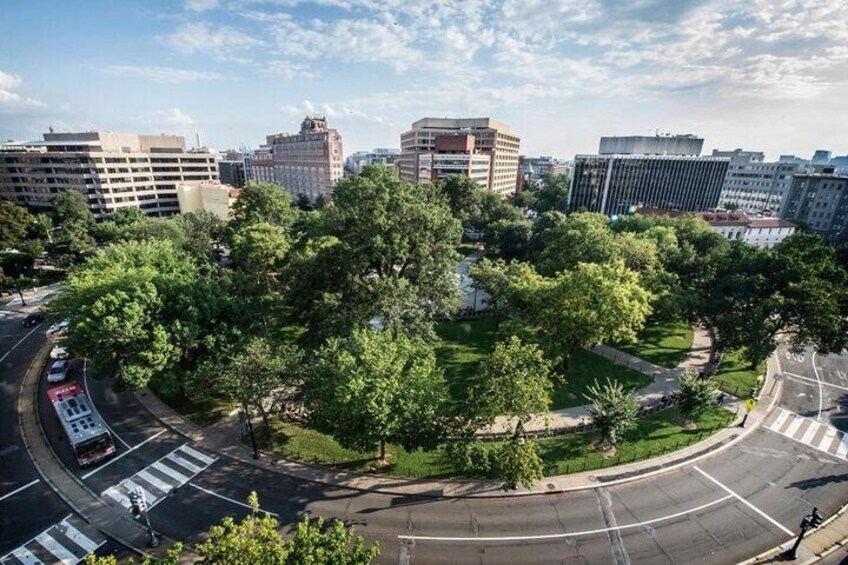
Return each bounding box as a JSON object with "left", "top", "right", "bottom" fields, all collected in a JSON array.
[
  {"left": 495, "top": 438, "right": 544, "bottom": 490},
  {"left": 0, "top": 251, "right": 36, "bottom": 302},
  {"left": 284, "top": 515, "right": 380, "bottom": 565},
  {"left": 530, "top": 172, "right": 570, "bottom": 215},
  {"left": 54, "top": 190, "right": 95, "bottom": 226},
  {"left": 0, "top": 202, "right": 35, "bottom": 249},
  {"left": 677, "top": 373, "right": 718, "bottom": 421},
  {"left": 534, "top": 212, "right": 621, "bottom": 276},
  {"left": 469, "top": 336, "right": 552, "bottom": 434},
  {"left": 439, "top": 175, "right": 484, "bottom": 225},
  {"left": 307, "top": 328, "right": 450, "bottom": 459},
  {"left": 586, "top": 377, "right": 639, "bottom": 448},
  {"left": 50, "top": 240, "right": 222, "bottom": 389},
  {"left": 230, "top": 181, "right": 298, "bottom": 231},
  {"left": 230, "top": 222, "right": 291, "bottom": 325},
  {"left": 84, "top": 544, "right": 183, "bottom": 564},
  {"left": 482, "top": 217, "right": 533, "bottom": 261}
]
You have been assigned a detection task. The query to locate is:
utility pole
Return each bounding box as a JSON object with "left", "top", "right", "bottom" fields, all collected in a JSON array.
[{"left": 128, "top": 487, "right": 160, "bottom": 548}]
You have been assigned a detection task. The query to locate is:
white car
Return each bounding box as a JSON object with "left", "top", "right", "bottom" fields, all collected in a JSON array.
[
  {"left": 46, "top": 320, "right": 69, "bottom": 339},
  {"left": 47, "top": 360, "right": 69, "bottom": 383},
  {"left": 50, "top": 344, "right": 70, "bottom": 360}
]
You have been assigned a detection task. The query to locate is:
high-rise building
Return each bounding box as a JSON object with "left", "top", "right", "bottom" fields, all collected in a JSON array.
[
  {"left": 714, "top": 149, "right": 801, "bottom": 215},
  {"left": 811, "top": 150, "right": 833, "bottom": 165},
  {"left": 416, "top": 135, "right": 491, "bottom": 187},
  {"left": 781, "top": 168, "right": 848, "bottom": 244},
  {"left": 570, "top": 135, "right": 728, "bottom": 216},
  {"left": 399, "top": 117, "right": 521, "bottom": 195},
  {"left": 0, "top": 131, "right": 217, "bottom": 219},
  {"left": 257, "top": 116, "right": 344, "bottom": 201},
  {"left": 217, "top": 149, "right": 248, "bottom": 188}
]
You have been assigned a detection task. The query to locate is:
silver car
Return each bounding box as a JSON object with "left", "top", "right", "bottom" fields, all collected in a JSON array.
[{"left": 47, "top": 360, "right": 69, "bottom": 383}]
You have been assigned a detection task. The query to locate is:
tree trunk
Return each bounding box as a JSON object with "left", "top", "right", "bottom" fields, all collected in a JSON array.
[
  {"left": 15, "top": 284, "right": 26, "bottom": 306},
  {"left": 379, "top": 439, "right": 387, "bottom": 462}
]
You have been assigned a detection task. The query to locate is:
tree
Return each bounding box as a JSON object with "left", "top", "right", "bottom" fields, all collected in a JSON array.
[
  {"left": 495, "top": 438, "right": 544, "bottom": 491},
  {"left": 195, "top": 336, "right": 302, "bottom": 430},
  {"left": 230, "top": 182, "right": 297, "bottom": 231},
  {"left": 306, "top": 328, "right": 449, "bottom": 461},
  {"left": 50, "top": 240, "right": 221, "bottom": 389},
  {"left": 469, "top": 258, "right": 539, "bottom": 328},
  {"left": 533, "top": 212, "right": 621, "bottom": 276},
  {"left": 439, "top": 175, "right": 483, "bottom": 225},
  {"left": 283, "top": 514, "right": 380, "bottom": 565},
  {"left": 468, "top": 190, "right": 524, "bottom": 234},
  {"left": 84, "top": 545, "right": 182, "bottom": 565},
  {"left": 482, "top": 217, "right": 533, "bottom": 261},
  {"left": 586, "top": 378, "right": 638, "bottom": 449},
  {"left": 54, "top": 190, "right": 95, "bottom": 226},
  {"left": 677, "top": 373, "right": 718, "bottom": 422},
  {"left": 0, "top": 252, "right": 36, "bottom": 305},
  {"left": 229, "top": 222, "right": 291, "bottom": 326},
  {"left": 530, "top": 172, "right": 570, "bottom": 214},
  {"left": 468, "top": 336, "right": 552, "bottom": 438},
  {"left": 0, "top": 202, "right": 34, "bottom": 249},
  {"left": 532, "top": 261, "right": 652, "bottom": 369},
  {"left": 294, "top": 167, "right": 462, "bottom": 340}
]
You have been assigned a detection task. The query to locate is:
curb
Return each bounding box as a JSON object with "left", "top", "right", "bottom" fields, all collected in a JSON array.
[
  {"left": 133, "top": 352, "right": 784, "bottom": 499},
  {"left": 17, "top": 342, "right": 150, "bottom": 558}
]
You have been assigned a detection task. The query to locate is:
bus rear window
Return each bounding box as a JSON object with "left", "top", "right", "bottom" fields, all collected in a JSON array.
[{"left": 74, "top": 433, "right": 113, "bottom": 458}]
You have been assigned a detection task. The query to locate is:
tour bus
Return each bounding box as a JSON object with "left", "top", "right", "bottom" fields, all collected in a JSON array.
[{"left": 47, "top": 381, "right": 117, "bottom": 467}]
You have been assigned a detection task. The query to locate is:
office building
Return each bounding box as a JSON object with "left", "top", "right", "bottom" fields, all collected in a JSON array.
[
  {"left": 417, "top": 134, "right": 491, "bottom": 187},
  {"left": 0, "top": 131, "right": 217, "bottom": 219},
  {"left": 518, "top": 156, "right": 570, "bottom": 190},
  {"left": 599, "top": 134, "right": 703, "bottom": 156},
  {"left": 781, "top": 169, "right": 848, "bottom": 244},
  {"left": 714, "top": 149, "right": 801, "bottom": 215},
  {"left": 176, "top": 181, "right": 239, "bottom": 220},
  {"left": 570, "top": 152, "right": 729, "bottom": 216},
  {"left": 256, "top": 116, "right": 344, "bottom": 201},
  {"left": 344, "top": 148, "right": 400, "bottom": 176},
  {"left": 399, "top": 117, "right": 521, "bottom": 195},
  {"left": 812, "top": 150, "right": 833, "bottom": 165},
  {"left": 217, "top": 149, "right": 248, "bottom": 188}
]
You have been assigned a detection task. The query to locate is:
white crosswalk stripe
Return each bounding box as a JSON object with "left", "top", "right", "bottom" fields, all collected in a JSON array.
[
  {"left": 767, "top": 407, "right": 848, "bottom": 461},
  {"left": 100, "top": 443, "right": 217, "bottom": 513},
  {"left": 0, "top": 514, "right": 106, "bottom": 565}
]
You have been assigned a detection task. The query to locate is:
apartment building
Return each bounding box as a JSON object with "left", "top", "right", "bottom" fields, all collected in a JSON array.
[
  {"left": 399, "top": 117, "right": 521, "bottom": 195},
  {"left": 713, "top": 149, "right": 801, "bottom": 215},
  {"left": 417, "top": 135, "right": 491, "bottom": 187},
  {"left": 254, "top": 116, "right": 344, "bottom": 201},
  {"left": 781, "top": 169, "right": 848, "bottom": 244},
  {"left": 0, "top": 131, "right": 217, "bottom": 218}
]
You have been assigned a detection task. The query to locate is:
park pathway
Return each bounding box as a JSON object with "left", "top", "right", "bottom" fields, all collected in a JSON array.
[{"left": 484, "top": 326, "right": 717, "bottom": 435}]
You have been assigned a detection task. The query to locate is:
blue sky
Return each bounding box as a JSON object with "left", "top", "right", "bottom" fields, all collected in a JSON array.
[{"left": 2, "top": 0, "right": 847, "bottom": 159}]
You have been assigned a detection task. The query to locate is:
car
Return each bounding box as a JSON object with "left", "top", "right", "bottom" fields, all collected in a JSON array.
[
  {"left": 46, "top": 320, "right": 70, "bottom": 338},
  {"left": 50, "top": 343, "right": 70, "bottom": 360},
  {"left": 22, "top": 312, "right": 44, "bottom": 327},
  {"left": 47, "top": 360, "right": 69, "bottom": 383}
]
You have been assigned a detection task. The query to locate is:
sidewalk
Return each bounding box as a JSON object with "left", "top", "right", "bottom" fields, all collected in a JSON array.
[
  {"left": 133, "top": 341, "right": 778, "bottom": 499},
  {"left": 744, "top": 501, "right": 848, "bottom": 564},
  {"left": 487, "top": 326, "right": 715, "bottom": 434},
  {"left": 18, "top": 343, "right": 167, "bottom": 557}
]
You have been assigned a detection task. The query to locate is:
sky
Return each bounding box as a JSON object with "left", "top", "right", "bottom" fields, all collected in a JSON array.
[{"left": 1, "top": 0, "right": 847, "bottom": 160}]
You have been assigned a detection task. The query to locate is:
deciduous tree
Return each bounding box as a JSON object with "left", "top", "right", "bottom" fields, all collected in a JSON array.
[
  {"left": 677, "top": 373, "right": 718, "bottom": 423},
  {"left": 586, "top": 378, "right": 639, "bottom": 449}
]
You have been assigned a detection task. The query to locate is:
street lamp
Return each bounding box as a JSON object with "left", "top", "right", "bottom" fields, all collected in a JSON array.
[
  {"left": 128, "top": 487, "right": 159, "bottom": 548},
  {"left": 787, "top": 507, "right": 824, "bottom": 559}
]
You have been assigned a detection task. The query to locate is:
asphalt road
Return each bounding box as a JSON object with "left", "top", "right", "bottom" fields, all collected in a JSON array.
[
  {"left": 778, "top": 348, "right": 848, "bottom": 432},
  {"left": 5, "top": 320, "right": 848, "bottom": 564}
]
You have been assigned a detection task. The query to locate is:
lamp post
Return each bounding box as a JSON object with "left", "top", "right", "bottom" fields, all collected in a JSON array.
[{"left": 241, "top": 406, "right": 260, "bottom": 459}]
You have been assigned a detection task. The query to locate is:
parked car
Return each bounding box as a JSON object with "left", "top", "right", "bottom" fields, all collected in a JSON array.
[
  {"left": 22, "top": 312, "right": 44, "bottom": 327},
  {"left": 50, "top": 343, "right": 70, "bottom": 360},
  {"left": 46, "top": 320, "right": 69, "bottom": 339},
  {"left": 47, "top": 360, "right": 69, "bottom": 383}
]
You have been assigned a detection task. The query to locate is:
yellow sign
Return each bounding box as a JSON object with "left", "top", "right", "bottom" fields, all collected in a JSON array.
[{"left": 745, "top": 398, "right": 757, "bottom": 412}]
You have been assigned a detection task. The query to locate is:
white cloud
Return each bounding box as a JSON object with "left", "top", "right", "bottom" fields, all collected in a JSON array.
[
  {"left": 186, "top": 0, "right": 220, "bottom": 11},
  {"left": 263, "top": 60, "right": 318, "bottom": 79},
  {"left": 103, "top": 65, "right": 226, "bottom": 83},
  {"left": 0, "top": 70, "right": 47, "bottom": 114},
  {"left": 282, "top": 99, "right": 388, "bottom": 125},
  {"left": 150, "top": 108, "right": 196, "bottom": 126},
  {"left": 159, "top": 22, "right": 262, "bottom": 55}
]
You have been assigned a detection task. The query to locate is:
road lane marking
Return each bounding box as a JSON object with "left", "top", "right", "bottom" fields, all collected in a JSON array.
[
  {"left": 800, "top": 421, "right": 820, "bottom": 445},
  {"left": 769, "top": 408, "right": 790, "bottom": 432},
  {"left": 783, "top": 372, "right": 848, "bottom": 392},
  {"left": 136, "top": 469, "right": 173, "bottom": 495},
  {"left": 82, "top": 361, "right": 130, "bottom": 449},
  {"left": 784, "top": 415, "right": 805, "bottom": 438},
  {"left": 812, "top": 352, "right": 824, "bottom": 420},
  {"left": 104, "top": 486, "right": 131, "bottom": 509},
  {"left": 35, "top": 532, "right": 77, "bottom": 564},
  {"left": 817, "top": 427, "right": 838, "bottom": 452},
  {"left": 837, "top": 435, "right": 848, "bottom": 459},
  {"left": 396, "top": 495, "right": 734, "bottom": 542},
  {"left": 58, "top": 519, "right": 100, "bottom": 553},
  {"left": 179, "top": 444, "right": 216, "bottom": 466},
  {"left": 0, "top": 323, "right": 42, "bottom": 364},
  {"left": 0, "top": 479, "right": 40, "bottom": 502},
  {"left": 188, "top": 483, "right": 279, "bottom": 517},
  {"left": 693, "top": 467, "right": 793, "bottom": 536},
  {"left": 165, "top": 452, "right": 203, "bottom": 474},
  {"left": 81, "top": 429, "right": 167, "bottom": 479},
  {"left": 151, "top": 460, "right": 189, "bottom": 484},
  {"left": 122, "top": 479, "right": 158, "bottom": 505},
  {"left": 11, "top": 546, "right": 41, "bottom": 564},
  {"left": 764, "top": 408, "right": 846, "bottom": 460}
]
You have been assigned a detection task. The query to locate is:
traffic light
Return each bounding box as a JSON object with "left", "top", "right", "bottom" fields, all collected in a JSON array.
[
  {"left": 128, "top": 487, "right": 147, "bottom": 518},
  {"left": 810, "top": 507, "right": 824, "bottom": 528}
]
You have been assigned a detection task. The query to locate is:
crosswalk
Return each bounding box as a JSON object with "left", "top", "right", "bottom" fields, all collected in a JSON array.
[
  {"left": 766, "top": 407, "right": 848, "bottom": 460},
  {"left": 0, "top": 515, "right": 106, "bottom": 565},
  {"left": 101, "top": 443, "right": 217, "bottom": 511}
]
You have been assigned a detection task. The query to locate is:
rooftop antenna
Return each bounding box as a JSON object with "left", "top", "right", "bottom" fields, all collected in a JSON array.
[
  {"left": 49, "top": 125, "right": 54, "bottom": 134},
  {"left": 196, "top": 132, "right": 201, "bottom": 148}
]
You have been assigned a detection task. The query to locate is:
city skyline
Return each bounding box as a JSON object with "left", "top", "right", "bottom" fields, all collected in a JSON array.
[{"left": 2, "top": 0, "right": 848, "bottom": 160}]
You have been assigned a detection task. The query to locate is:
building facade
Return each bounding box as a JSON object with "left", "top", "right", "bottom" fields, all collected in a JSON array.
[
  {"left": 258, "top": 116, "right": 344, "bottom": 201},
  {"left": 344, "top": 148, "right": 400, "bottom": 176},
  {"left": 0, "top": 131, "right": 217, "bottom": 218},
  {"left": 781, "top": 170, "right": 848, "bottom": 244},
  {"left": 599, "top": 134, "right": 703, "bottom": 156},
  {"left": 176, "top": 181, "right": 239, "bottom": 220},
  {"left": 569, "top": 154, "right": 729, "bottom": 216},
  {"left": 399, "top": 117, "right": 520, "bottom": 195},
  {"left": 416, "top": 134, "right": 491, "bottom": 187},
  {"left": 699, "top": 211, "right": 795, "bottom": 248},
  {"left": 714, "top": 149, "right": 800, "bottom": 215},
  {"left": 217, "top": 149, "right": 248, "bottom": 188}
]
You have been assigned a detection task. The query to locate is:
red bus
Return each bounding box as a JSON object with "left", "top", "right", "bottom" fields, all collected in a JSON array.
[{"left": 47, "top": 381, "right": 116, "bottom": 467}]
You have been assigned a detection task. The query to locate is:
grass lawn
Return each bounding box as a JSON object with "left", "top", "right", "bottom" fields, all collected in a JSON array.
[
  {"left": 436, "top": 317, "right": 651, "bottom": 410},
  {"left": 456, "top": 242, "right": 480, "bottom": 257},
  {"left": 615, "top": 320, "right": 694, "bottom": 368},
  {"left": 257, "top": 405, "right": 733, "bottom": 480},
  {"left": 713, "top": 349, "right": 765, "bottom": 397},
  {"left": 148, "top": 373, "right": 234, "bottom": 427}
]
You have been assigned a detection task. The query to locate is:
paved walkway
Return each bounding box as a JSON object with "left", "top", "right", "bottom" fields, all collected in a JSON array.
[{"left": 486, "top": 326, "right": 718, "bottom": 434}]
